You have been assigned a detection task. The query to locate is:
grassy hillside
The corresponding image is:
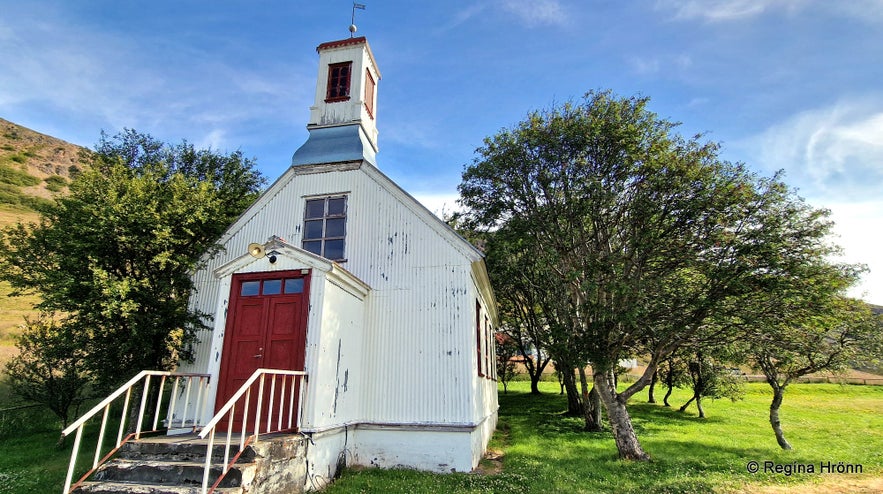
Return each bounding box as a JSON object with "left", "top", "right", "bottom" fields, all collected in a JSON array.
[{"left": 0, "top": 118, "right": 88, "bottom": 366}]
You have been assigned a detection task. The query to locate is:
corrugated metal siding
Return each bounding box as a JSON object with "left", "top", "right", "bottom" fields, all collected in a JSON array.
[
  {"left": 304, "top": 275, "right": 365, "bottom": 429},
  {"left": 187, "top": 164, "right": 487, "bottom": 425}
]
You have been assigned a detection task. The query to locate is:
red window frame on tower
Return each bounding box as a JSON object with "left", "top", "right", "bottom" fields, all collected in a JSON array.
[
  {"left": 326, "top": 62, "right": 352, "bottom": 102},
  {"left": 364, "top": 69, "right": 376, "bottom": 118}
]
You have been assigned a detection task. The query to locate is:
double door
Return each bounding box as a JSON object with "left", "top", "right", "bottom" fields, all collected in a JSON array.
[{"left": 215, "top": 271, "right": 310, "bottom": 430}]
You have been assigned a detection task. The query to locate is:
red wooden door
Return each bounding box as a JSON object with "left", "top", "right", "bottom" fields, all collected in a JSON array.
[{"left": 216, "top": 271, "right": 310, "bottom": 431}]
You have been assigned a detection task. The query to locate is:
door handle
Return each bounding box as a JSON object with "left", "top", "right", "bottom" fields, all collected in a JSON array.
[{"left": 253, "top": 354, "right": 262, "bottom": 358}]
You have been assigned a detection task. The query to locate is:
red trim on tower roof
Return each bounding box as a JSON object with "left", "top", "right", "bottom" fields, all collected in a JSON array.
[{"left": 316, "top": 36, "right": 367, "bottom": 52}]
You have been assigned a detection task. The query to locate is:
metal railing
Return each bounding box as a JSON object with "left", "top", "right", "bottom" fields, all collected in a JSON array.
[
  {"left": 197, "top": 368, "right": 307, "bottom": 494},
  {"left": 60, "top": 371, "right": 211, "bottom": 493}
]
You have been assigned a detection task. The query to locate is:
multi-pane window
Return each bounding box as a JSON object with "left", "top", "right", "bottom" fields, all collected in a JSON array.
[
  {"left": 239, "top": 277, "right": 304, "bottom": 296},
  {"left": 303, "top": 196, "right": 347, "bottom": 261},
  {"left": 364, "top": 69, "right": 376, "bottom": 118},
  {"left": 475, "top": 300, "right": 496, "bottom": 380},
  {"left": 326, "top": 62, "right": 352, "bottom": 102}
]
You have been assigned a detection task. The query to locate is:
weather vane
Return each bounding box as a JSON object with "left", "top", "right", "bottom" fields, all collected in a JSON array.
[{"left": 350, "top": 2, "right": 366, "bottom": 37}]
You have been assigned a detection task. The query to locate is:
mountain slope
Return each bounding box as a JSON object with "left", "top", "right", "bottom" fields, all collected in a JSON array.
[
  {"left": 0, "top": 117, "right": 88, "bottom": 216},
  {"left": 0, "top": 118, "right": 88, "bottom": 359}
]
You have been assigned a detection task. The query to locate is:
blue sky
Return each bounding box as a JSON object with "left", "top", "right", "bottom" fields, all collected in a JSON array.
[{"left": 1, "top": 0, "right": 881, "bottom": 303}]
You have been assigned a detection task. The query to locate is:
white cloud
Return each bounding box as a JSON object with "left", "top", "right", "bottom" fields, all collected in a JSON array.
[
  {"left": 383, "top": 116, "right": 443, "bottom": 149},
  {"left": 0, "top": 13, "right": 310, "bottom": 151},
  {"left": 627, "top": 53, "right": 691, "bottom": 76},
  {"left": 743, "top": 100, "right": 883, "bottom": 202},
  {"left": 196, "top": 129, "right": 228, "bottom": 151},
  {"left": 739, "top": 102, "right": 883, "bottom": 303},
  {"left": 412, "top": 192, "right": 462, "bottom": 219},
  {"left": 440, "top": 0, "right": 569, "bottom": 31},
  {"left": 629, "top": 57, "right": 661, "bottom": 75},
  {"left": 657, "top": 0, "right": 776, "bottom": 21},
  {"left": 656, "top": 0, "right": 883, "bottom": 23},
  {"left": 438, "top": 3, "right": 488, "bottom": 32},
  {"left": 499, "top": 0, "right": 568, "bottom": 27},
  {"left": 826, "top": 201, "right": 883, "bottom": 304}
]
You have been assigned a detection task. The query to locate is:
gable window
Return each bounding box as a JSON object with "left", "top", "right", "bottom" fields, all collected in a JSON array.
[
  {"left": 364, "top": 69, "right": 376, "bottom": 118},
  {"left": 326, "top": 62, "right": 352, "bottom": 102},
  {"left": 303, "top": 195, "right": 347, "bottom": 261}
]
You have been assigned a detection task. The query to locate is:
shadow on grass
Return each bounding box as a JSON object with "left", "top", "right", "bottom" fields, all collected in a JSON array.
[
  {"left": 328, "top": 385, "right": 880, "bottom": 494},
  {"left": 493, "top": 388, "right": 817, "bottom": 494}
]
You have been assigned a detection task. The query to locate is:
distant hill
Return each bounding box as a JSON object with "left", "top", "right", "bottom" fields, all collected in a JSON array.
[
  {"left": 0, "top": 118, "right": 89, "bottom": 361},
  {"left": 0, "top": 117, "right": 88, "bottom": 216}
]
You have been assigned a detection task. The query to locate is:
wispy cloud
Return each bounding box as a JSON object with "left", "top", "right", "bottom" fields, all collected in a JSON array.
[
  {"left": 656, "top": 0, "right": 883, "bottom": 23},
  {"left": 742, "top": 99, "right": 883, "bottom": 202},
  {"left": 383, "top": 114, "right": 445, "bottom": 150},
  {"left": 627, "top": 53, "right": 692, "bottom": 76},
  {"left": 656, "top": 0, "right": 779, "bottom": 21},
  {"left": 499, "top": 0, "right": 569, "bottom": 27},
  {"left": 0, "top": 12, "right": 311, "bottom": 152},
  {"left": 439, "top": 0, "right": 570, "bottom": 32},
  {"left": 437, "top": 3, "right": 489, "bottom": 33}
]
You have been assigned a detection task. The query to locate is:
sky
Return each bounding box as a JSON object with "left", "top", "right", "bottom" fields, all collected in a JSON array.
[{"left": 1, "top": 0, "right": 881, "bottom": 303}]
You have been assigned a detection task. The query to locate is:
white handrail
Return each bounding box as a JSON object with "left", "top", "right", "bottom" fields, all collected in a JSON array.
[
  {"left": 197, "top": 369, "right": 306, "bottom": 438},
  {"left": 61, "top": 371, "right": 210, "bottom": 494},
  {"left": 197, "top": 368, "right": 307, "bottom": 494}
]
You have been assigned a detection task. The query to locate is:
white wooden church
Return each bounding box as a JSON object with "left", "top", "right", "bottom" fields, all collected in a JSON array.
[{"left": 177, "top": 35, "right": 499, "bottom": 482}]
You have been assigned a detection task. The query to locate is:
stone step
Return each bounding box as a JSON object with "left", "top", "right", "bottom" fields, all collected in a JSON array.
[
  {"left": 73, "top": 480, "right": 242, "bottom": 494},
  {"left": 117, "top": 438, "right": 257, "bottom": 463},
  {"left": 74, "top": 433, "right": 307, "bottom": 494},
  {"left": 92, "top": 459, "right": 252, "bottom": 489}
]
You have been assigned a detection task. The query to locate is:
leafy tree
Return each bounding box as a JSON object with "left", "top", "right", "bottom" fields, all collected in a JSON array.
[
  {"left": 0, "top": 130, "right": 265, "bottom": 391},
  {"left": 483, "top": 226, "right": 554, "bottom": 394},
  {"left": 495, "top": 333, "right": 519, "bottom": 394},
  {"left": 3, "top": 313, "right": 91, "bottom": 429},
  {"left": 746, "top": 293, "right": 880, "bottom": 449},
  {"left": 659, "top": 356, "right": 691, "bottom": 408},
  {"left": 457, "top": 90, "right": 857, "bottom": 460},
  {"left": 676, "top": 351, "right": 744, "bottom": 418}
]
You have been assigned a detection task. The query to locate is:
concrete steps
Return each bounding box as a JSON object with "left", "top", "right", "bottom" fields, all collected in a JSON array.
[
  {"left": 72, "top": 481, "right": 241, "bottom": 494},
  {"left": 71, "top": 433, "right": 308, "bottom": 494}
]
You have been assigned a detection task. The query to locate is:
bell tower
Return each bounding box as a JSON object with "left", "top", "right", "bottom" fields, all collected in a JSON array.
[{"left": 291, "top": 36, "right": 381, "bottom": 167}]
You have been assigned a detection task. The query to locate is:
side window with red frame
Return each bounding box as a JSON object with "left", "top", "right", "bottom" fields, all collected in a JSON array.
[{"left": 476, "top": 300, "right": 484, "bottom": 377}]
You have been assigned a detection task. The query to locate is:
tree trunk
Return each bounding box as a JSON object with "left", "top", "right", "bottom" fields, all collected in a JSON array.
[
  {"left": 678, "top": 395, "right": 695, "bottom": 412},
  {"left": 769, "top": 386, "right": 792, "bottom": 450},
  {"left": 520, "top": 352, "right": 550, "bottom": 395},
  {"left": 560, "top": 363, "right": 583, "bottom": 416},
  {"left": 593, "top": 370, "right": 650, "bottom": 461},
  {"left": 530, "top": 373, "right": 541, "bottom": 394},
  {"left": 695, "top": 395, "right": 705, "bottom": 418},
  {"left": 578, "top": 367, "right": 602, "bottom": 431},
  {"left": 589, "top": 384, "right": 602, "bottom": 431},
  {"left": 663, "top": 360, "right": 674, "bottom": 407},
  {"left": 647, "top": 369, "right": 658, "bottom": 404}
]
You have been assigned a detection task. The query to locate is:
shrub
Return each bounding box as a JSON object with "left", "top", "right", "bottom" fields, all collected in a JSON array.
[
  {"left": 0, "top": 164, "right": 40, "bottom": 187},
  {"left": 44, "top": 175, "right": 68, "bottom": 192}
]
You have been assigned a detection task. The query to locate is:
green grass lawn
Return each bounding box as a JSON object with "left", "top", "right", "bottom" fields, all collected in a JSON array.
[
  {"left": 325, "top": 381, "right": 883, "bottom": 494},
  {"left": 1, "top": 381, "right": 880, "bottom": 493}
]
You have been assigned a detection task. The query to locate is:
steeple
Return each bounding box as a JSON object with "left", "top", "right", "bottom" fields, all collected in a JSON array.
[{"left": 291, "top": 36, "right": 381, "bottom": 167}]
